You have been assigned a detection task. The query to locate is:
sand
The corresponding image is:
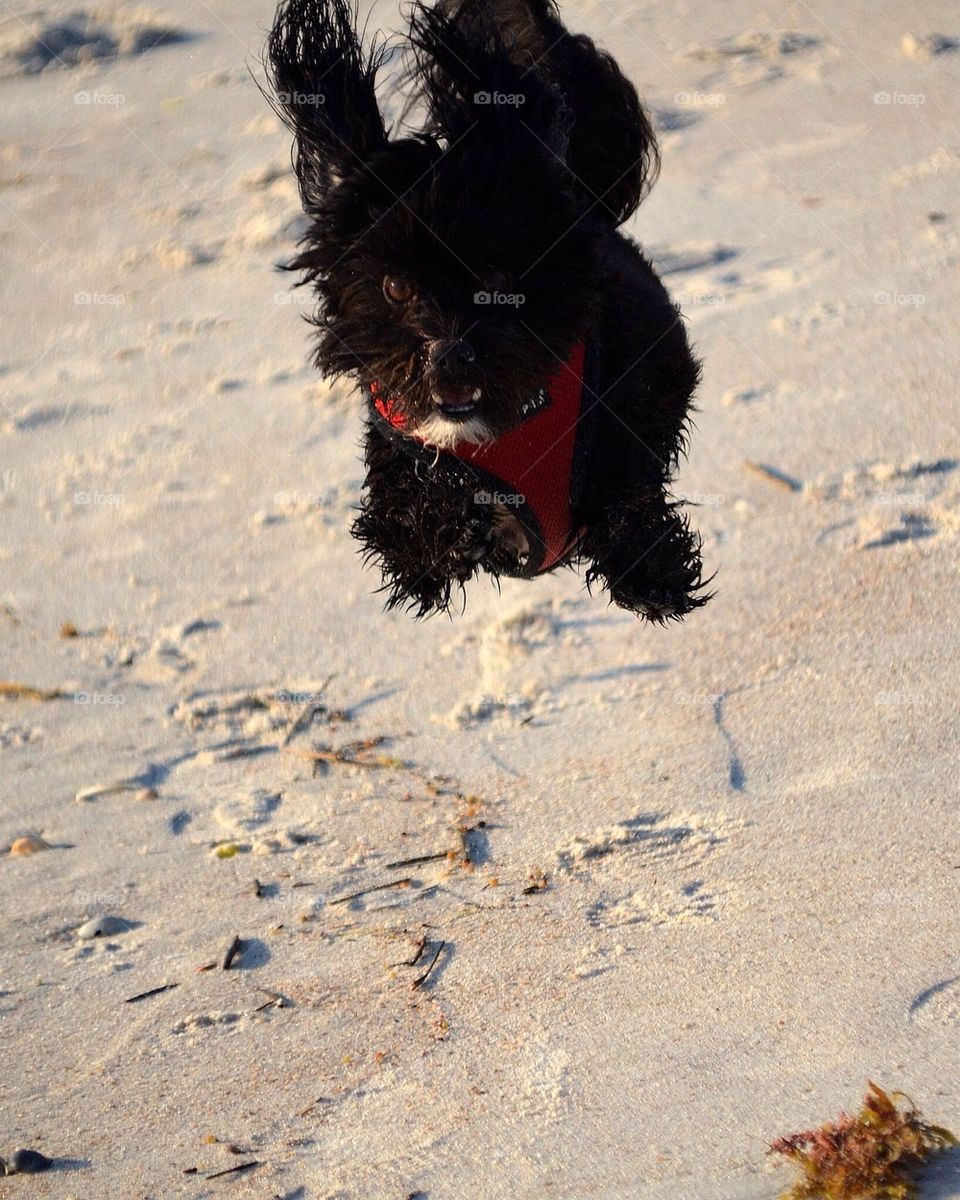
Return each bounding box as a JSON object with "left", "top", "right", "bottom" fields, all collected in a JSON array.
[{"left": 1, "top": 0, "right": 959, "bottom": 1196}]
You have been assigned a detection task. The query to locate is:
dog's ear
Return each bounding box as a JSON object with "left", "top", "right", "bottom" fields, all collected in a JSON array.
[
  {"left": 405, "top": 0, "right": 573, "bottom": 164},
  {"left": 267, "top": 0, "right": 388, "bottom": 210},
  {"left": 408, "top": 0, "right": 657, "bottom": 224}
]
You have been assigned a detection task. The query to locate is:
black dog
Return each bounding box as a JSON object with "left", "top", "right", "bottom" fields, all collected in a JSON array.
[{"left": 267, "top": 0, "right": 710, "bottom": 621}]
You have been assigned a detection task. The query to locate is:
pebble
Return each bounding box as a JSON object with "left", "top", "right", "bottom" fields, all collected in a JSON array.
[
  {"left": 5, "top": 1148, "right": 53, "bottom": 1174},
  {"left": 9, "top": 835, "right": 51, "bottom": 856},
  {"left": 76, "top": 915, "right": 130, "bottom": 940}
]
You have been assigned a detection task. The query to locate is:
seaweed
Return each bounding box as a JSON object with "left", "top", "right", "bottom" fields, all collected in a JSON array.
[{"left": 770, "top": 1082, "right": 956, "bottom": 1200}]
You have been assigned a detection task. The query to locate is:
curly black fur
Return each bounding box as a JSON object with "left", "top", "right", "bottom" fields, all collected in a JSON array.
[
  {"left": 267, "top": 0, "right": 388, "bottom": 209},
  {"left": 266, "top": 0, "right": 711, "bottom": 623},
  {"left": 428, "top": 0, "right": 658, "bottom": 223},
  {"left": 352, "top": 428, "right": 498, "bottom": 617}
]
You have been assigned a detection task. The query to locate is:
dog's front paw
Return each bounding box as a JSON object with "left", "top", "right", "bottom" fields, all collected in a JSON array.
[
  {"left": 446, "top": 510, "right": 494, "bottom": 574},
  {"left": 351, "top": 501, "right": 494, "bottom": 618},
  {"left": 585, "top": 501, "right": 711, "bottom": 622}
]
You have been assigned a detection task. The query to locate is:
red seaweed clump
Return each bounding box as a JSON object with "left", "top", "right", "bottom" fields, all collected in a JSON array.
[{"left": 770, "top": 1082, "right": 956, "bottom": 1200}]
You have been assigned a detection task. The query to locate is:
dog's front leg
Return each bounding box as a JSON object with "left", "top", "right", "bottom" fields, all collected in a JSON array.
[
  {"left": 351, "top": 425, "right": 494, "bottom": 616},
  {"left": 581, "top": 483, "right": 709, "bottom": 622}
]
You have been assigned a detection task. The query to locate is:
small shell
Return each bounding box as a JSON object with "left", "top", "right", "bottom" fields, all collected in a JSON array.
[
  {"left": 9, "top": 835, "right": 51, "bottom": 856},
  {"left": 7, "top": 1148, "right": 52, "bottom": 1175},
  {"left": 76, "top": 914, "right": 130, "bottom": 940}
]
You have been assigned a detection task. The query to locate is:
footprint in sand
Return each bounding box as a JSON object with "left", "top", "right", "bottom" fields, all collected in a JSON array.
[
  {"left": 0, "top": 721, "right": 44, "bottom": 749},
  {"left": 253, "top": 481, "right": 358, "bottom": 532},
  {"left": 170, "top": 682, "right": 333, "bottom": 737},
  {"left": 110, "top": 617, "right": 219, "bottom": 680},
  {"left": 153, "top": 238, "right": 222, "bottom": 270},
  {"left": 171, "top": 1011, "right": 243, "bottom": 1035},
  {"left": 556, "top": 809, "right": 739, "bottom": 869},
  {"left": 808, "top": 458, "right": 959, "bottom": 551},
  {"left": 1, "top": 401, "right": 110, "bottom": 434},
  {"left": 517, "top": 1026, "right": 575, "bottom": 1117},
  {"left": 890, "top": 147, "right": 960, "bottom": 188},
  {"left": 213, "top": 790, "right": 283, "bottom": 838},
  {"left": 655, "top": 244, "right": 816, "bottom": 315},
  {"left": 651, "top": 107, "right": 703, "bottom": 134},
  {"left": 0, "top": 8, "right": 192, "bottom": 78},
  {"left": 769, "top": 301, "right": 852, "bottom": 337},
  {"left": 681, "top": 31, "right": 832, "bottom": 86},
  {"left": 439, "top": 600, "right": 588, "bottom": 729},
  {"left": 590, "top": 878, "right": 720, "bottom": 928},
  {"left": 900, "top": 33, "right": 960, "bottom": 61},
  {"left": 557, "top": 810, "right": 741, "bottom": 927}
]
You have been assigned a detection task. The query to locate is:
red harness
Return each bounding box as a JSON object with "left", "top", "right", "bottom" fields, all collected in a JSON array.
[{"left": 369, "top": 341, "right": 587, "bottom": 575}]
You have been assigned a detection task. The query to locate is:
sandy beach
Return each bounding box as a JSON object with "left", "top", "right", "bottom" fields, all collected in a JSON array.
[{"left": 1, "top": 0, "right": 959, "bottom": 1196}]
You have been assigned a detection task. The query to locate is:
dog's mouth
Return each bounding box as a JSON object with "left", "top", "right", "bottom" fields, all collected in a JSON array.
[{"left": 430, "top": 385, "right": 482, "bottom": 419}]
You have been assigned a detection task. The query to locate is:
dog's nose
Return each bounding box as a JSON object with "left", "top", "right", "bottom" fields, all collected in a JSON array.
[{"left": 429, "top": 338, "right": 476, "bottom": 373}]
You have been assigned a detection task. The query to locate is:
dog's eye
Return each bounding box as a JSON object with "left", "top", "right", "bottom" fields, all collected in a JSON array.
[{"left": 383, "top": 276, "right": 415, "bottom": 305}]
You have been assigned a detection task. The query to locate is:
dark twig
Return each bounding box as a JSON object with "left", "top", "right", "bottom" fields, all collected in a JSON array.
[
  {"left": 329, "top": 878, "right": 412, "bottom": 906},
  {"left": 411, "top": 941, "right": 445, "bottom": 990},
  {"left": 222, "top": 935, "right": 243, "bottom": 970},
  {"left": 125, "top": 982, "right": 179, "bottom": 1004},
  {"left": 253, "top": 987, "right": 287, "bottom": 1013},
  {"left": 286, "top": 733, "right": 410, "bottom": 773},
  {"left": 0, "top": 681, "right": 68, "bottom": 700},
  {"left": 280, "top": 674, "right": 335, "bottom": 747},
  {"left": 385, "top": 850, "right": 450, "bottom": 870},
  {"left": 204, "top": 1160, "right": 260, "bottom": 1180},
  {"left": 298, "top": 1097, "right": 335, "bottom": 1117},
  {"left": 389, "top": 932, "right": 426, "bottom": 968}
]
